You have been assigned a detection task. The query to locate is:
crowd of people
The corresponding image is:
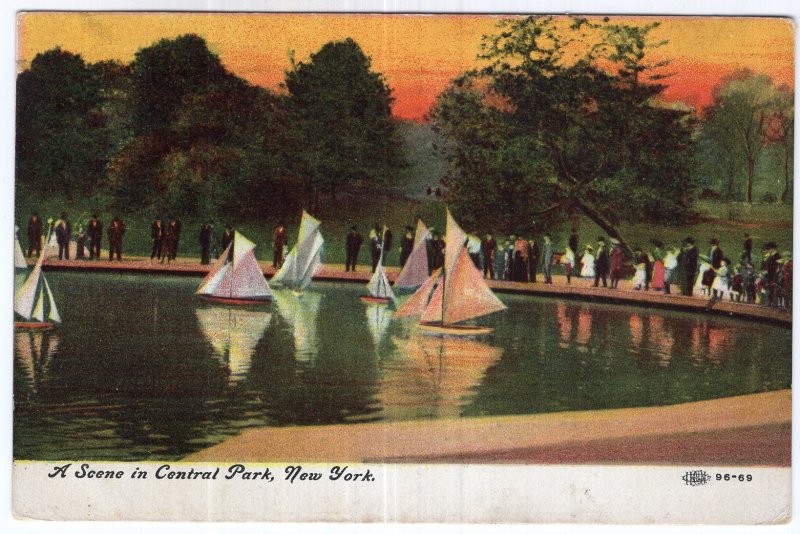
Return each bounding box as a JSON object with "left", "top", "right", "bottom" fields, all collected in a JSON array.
[{"left": 24, "top": 211, "right": 792, "bottom": 311}]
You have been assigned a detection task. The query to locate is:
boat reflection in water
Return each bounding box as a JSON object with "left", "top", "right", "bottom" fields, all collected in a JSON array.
[
  {"left": 272, "top": 289, "right": 322, "bottom": 363},
  {"left": 378, "top": 333, "right": 503, "bottom": 420},
  {"left": 15, "top": 330, "right": 60, "bottom": 394},
  {"left": 195, "top": 307, "right": 271, "bottom": 385},
  {"left": 365, "top": 302, "right": 392, "bottom": 352}
]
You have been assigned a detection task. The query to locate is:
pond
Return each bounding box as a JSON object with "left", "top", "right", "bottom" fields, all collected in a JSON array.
[{"left": 13, "top": 272, "right": 791, "bottom": 461}]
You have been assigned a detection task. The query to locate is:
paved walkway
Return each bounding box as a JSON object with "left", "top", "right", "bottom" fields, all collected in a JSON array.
[
  {"left": 184, "top": 389, "right": 791, "bottom": 466},
  {"left": 36, "top": 255, "right": 792, "bottom": 325}
]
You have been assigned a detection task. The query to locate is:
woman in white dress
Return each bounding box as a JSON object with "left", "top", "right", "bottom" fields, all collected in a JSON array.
[{"left": 580, "top": 244, "right": 595, "bottom": 280}]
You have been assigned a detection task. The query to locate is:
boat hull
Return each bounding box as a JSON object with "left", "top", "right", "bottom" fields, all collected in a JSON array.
[
  {"left": 418, "top": 322, "right": 492, "bottom": 337},
  {"left": 360, "top": 295, "right": 392, "bottom": 304},
  {"left": 15, "top": 321, "right": 56, "bottom": 330},
  {"left": 198, "top": 295, "right": 273, "bottom": 305}
]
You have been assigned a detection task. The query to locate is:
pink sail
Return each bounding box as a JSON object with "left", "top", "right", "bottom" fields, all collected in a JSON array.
[
  {"left": 420, "top": 278, "right": 445, "bottom": 324},
  {"left": 444, "top": 208, "right": 467, "bottom": 273},
  {"left": 443, "top": 247, "right": 506, "bottom": 325},
  {"left": 395, "top": 270, "right": 440, "bottom": 318},
  {"left": 395, "top": 220, "right": 431, "bottom": 289}
]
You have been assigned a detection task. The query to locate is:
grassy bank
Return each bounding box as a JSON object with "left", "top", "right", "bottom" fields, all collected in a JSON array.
[{"left": 15, "top": 192, "right": 792, "bottom": 268}]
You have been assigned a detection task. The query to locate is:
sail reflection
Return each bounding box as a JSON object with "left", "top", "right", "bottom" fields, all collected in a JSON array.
[
  {"left": 379, "top": 333, "right": 502, "bottom": 420},
  {"left": 365, "top": 303, "right": 392, "bottom": 352},
  {"left": 273, "top": 289, "right": 322, "bottom": 362},
  {"left": 195, "top": 307, "right": 272, "bottom": 384},
  {"left": 15, "top": 330, "right": 59, "bottom": 394}
]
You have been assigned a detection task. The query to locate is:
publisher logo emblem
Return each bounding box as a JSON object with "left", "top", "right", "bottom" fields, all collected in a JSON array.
[{"left": 682, "top": 470, "right": 711, "bottom": 486}]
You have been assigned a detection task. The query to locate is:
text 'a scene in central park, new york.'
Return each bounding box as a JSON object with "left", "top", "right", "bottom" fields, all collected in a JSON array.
[{"left": 13, "top": 14, "right": 792, "bottom": 470}]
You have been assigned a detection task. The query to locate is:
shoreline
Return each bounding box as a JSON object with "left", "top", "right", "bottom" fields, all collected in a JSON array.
[
  {"left": 36, "top": 255, "right": 792, "bottom": 326},
  {"left": 184, "top": 389, "right": 791, "bottom": 466}
]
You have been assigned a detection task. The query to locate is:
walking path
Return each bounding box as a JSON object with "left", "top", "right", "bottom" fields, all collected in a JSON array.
[
  {"left": 37, "top": 255, "right": 792, "bottom": 325},
  {"left": 184, "top": 389, "right": 791, "bottom": 465}
]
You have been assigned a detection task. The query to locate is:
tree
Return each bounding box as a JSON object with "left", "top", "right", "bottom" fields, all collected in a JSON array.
[
  {"left": 768, "top": 85, "right": 793, "bottom": 203},
  {"left": 285, "top": 38, "right": 404, "bottom": 211},
  {"left": 16, "top": 48, "right": 109, "bottom": 199},
  {"left": 701, "top": 70, "right": 782, "bottom": 204},
  {"left": 431, "top": 16, "right": 697, "bottom": 248}
]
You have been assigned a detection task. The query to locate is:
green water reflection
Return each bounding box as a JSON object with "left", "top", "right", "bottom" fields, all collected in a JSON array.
[{"left": 13, "top": 273, "right": 791, "bottom": 461}]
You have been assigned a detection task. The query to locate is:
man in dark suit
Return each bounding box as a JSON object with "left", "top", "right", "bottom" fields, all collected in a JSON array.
[
  {"left": 108, "top": 217, "right": 125, "bottom": 261},
  {"left": 221, "top": 225, "right": 234, "bottom": 252},
  {"left": 594, "top": 238, "right": 609, "bottom": 287},
  {"left": 682, "top": 237, "right": 699, "bottom": 296},
  {"left": 150, "top": 218, "right": 164, "bottom": 260},
  {"left": 399, "top": 226, "right": 414, "bottom": 267},
  {"left": 87, "top": 214, "right": 102, "bottom": 259},
  {"left": 382, "top": 226, "right": 393, "bottom": 266},
  {"left": 272, "top": 223, "right": 287, "bottom": 268},
  {"left": 482, "top": 232, "right": 497, "bottom": 280},
  {"left": 345, "top": 226, "right": 363, "bottom": 272},
  {"left": 710, "top": 238, "right": 724, "bottom": 269},
  {"left": 27, "top": 213, "right": 43, "bottom": 257},
  {"left": 55, "top": 212, "right": 71, "bottom": 260},
  {"left": 199, "top": 223, "right": 213, "bottom": 265},
  {"left": 167, "top": 217, "right": 181, "bottom": 261},
  {"left": 528, "top": 237, "right": 540, "bottom": 283}
]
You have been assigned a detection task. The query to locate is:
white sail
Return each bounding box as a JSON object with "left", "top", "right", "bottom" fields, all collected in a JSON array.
[
  {"left": 395, "top": 219, "right": 431, "bottom": 289},
  {"left": 271, "top": 211, "right": 324, "bottom": 290},
  {"left": 195, "top": 307, "right": 272, "bottom": 384},
  {"left": 43, "top": 277, "right": 61, "bottom": 323},
  {"left": 14, "top": 226, "right": 27, "bottom": 269},
  {"left": 14, "top": 251, "right": 45, "bottom": 320},
  {"left": 197, "top": 242, "right": 233, "bottom": 295},
  {"left": 367, "top": 264, "right": 395, "bottom": 300}
]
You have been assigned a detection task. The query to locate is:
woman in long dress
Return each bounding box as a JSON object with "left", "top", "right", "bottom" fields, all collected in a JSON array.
[
  {"left": 650, "top": 241, "right": 665, "bottom": 291},
  {"left": 580, "top": 245, "right": 595, "bottom": 281},
  {"left": 610, "top": 241, "right": 626, "bottom": 288},
  {"left": 562, "top": 247, "right": 575, "bottom": 284}
]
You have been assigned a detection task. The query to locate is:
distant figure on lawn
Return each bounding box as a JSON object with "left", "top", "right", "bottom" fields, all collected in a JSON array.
[
  {"left": 167, "top": 217, "right": 181, "bottom": 261},
  {"left": 55, "top": 212, "right": 71, "bottom": 260},
  {"left": 345, "top": 226, "right": 363, "bottom": 272},
  {"left": 199, "top": 223, "right": 213, "bottom": 265},
  {"left": 150, "top": 218, "right": 164, "bottom": 260},
  {"left": 399, "top": 226, "right": 414, "bottom": 267}
]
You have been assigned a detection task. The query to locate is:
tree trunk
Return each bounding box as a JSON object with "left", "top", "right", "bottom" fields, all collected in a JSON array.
[
  {"left": 746, "top": 156, "right": 755, "bottom": 203},
  {"left": 573, "top": 194, "right": 632, "bottom": 255}
]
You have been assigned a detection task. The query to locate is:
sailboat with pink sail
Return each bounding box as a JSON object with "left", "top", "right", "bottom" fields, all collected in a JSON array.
[
  {"left": 395, "top": 209, "right": 506, "bottom": 336},
  {"left": 394, "top": 219, "right": 431, "bottom": 292},
  {"left": 196, "top": 231, "right": 274, "bottom": 304}
]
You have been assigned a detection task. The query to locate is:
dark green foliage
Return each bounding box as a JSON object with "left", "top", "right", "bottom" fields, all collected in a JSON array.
[
  {"left": 16, "top": 48, "right": 116, "bottom": 199},
  {"left": 432, "top": 17, "right": 698, "bottom": 247},
  {"left": 285, "top": 38, "right": 404, "bottom": 209}
]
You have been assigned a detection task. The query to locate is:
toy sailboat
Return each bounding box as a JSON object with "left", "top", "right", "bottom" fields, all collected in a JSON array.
[
  {"left": 196, "top": 231, "right": 274, "bottom": 304},
  {"left": 14, "top": 238, "right": 61, "bottom": 329},
  {"left": 394, "top": 219, "right": 431, "bottom": 291},
  {"left": 271, "top": 210, "right": 324, "bottom": 295},
  {"left": 395, "top": 209, "right": 506, "bottom": 336},
  {"left": 360, "top": 227, "right": 395, "bottom": 304},
  {"left": 14, "top": 225, "right": 27, "bottom": 269}
]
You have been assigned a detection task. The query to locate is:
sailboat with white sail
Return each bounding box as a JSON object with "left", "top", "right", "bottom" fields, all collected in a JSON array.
[
  {"left": 360, "top": 227, "right": 395, "bottom": 304},
  {"left": 271, "top": 210, "right": 324, "bottom": 295},
  {"left": 196, "top": 231, "right": 274, "bottom": 304},
  {"left": 14, "top": 233, "right": 61, "bottom": 329},
  {"left": 394, "top": 219, "right": 431, "bottom": 291},
  {"left": 14, "top": 226, "right": 28, "bottom": 270},
  {"left": 395, "top": 208, "right": 506, "bottom": 336}
]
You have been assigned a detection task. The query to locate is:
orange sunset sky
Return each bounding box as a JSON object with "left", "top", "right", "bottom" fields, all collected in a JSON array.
[{"left": 17, "top": 13, "right": 795, "bottom": 121}]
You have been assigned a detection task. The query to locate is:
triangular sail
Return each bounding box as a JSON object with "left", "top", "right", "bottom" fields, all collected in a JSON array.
[
  {"left": 444, "top": 208, "right": 467, "bottom": 273},
  {"left": 15, "top": 252, "right": 45, "bottom": 320},
  {"left": 395, "top": 220, "right": 431, "bottom": 289},
  {"left": 442, "top": 247, "right": 506, "bottom": 324},
  {"left": 232, "top": 231, "right": 256, "bottom": 268},
  {"left": 228, "top": 252, "right": 274, "bottom": 299},
  {"left": 420, "top": 278, "right": 445, "bottom": 324},
  {"left": 367, "top": 264, "right": 395, "bottom": 299},
  {"left": 14, "top": 226, "right": 27, "bottom": 269},
  {"left": 271, "top": 211, "right": 324, "bottom": 290},
  {"left": 33, "top": 289, "right": 45, "bottom": 322},
  {"left": 395, "top": 270, "right": 440, "bottom": 318},
  {"left": 43, "top": 278, "right": 61, "bottom": 323},
  {"left": 197, "top": 242, "right": 233, "bottom": 295}
]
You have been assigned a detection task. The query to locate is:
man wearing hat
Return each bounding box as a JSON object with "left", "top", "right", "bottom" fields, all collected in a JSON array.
[
  {"left": 55, "top": 211, "right": 71, "bottom": 260},
  {"left": 762, "top": 242, "right": 781, "bottom": 307},
  {"left": 594, "top": 237, "right": 609, "bottom": 288},
  {"left": 26, "top": 212, "right": 43, "bottom": 257},
  {"left": 87, "top": 213, "right": 103, "bottom": 260},
  {"left": 399, "top": 226, "right": 414, "bottom": 267},
  {"left": 682, "top": 238, "right": 698, "bottom": 296},
  {"left": 709, "top": 238, "right": 724, "bottom": 270},
  {"left": 345, "top": 225, "right": 363, "bottom": 272}
]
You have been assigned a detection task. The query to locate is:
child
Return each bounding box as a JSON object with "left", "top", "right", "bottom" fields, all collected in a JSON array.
[
  {"left": 730, "top": 262, "right": 745, "bottom": 302},
  {"left": 580, "top": 244, "right": 595, "bottom": 281},
  {"left": 712, "top": 258, "right": 730, "bottom": 299}
]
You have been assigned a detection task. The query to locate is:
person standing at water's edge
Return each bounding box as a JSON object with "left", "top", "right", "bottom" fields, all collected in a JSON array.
[
  {"left": 345, "top": 225, "right": 363, "bottom": 272},
  {"left": 150, "top": 218, "right": 164, "bottom": 261},
  {"left": 26, "top": 213, "right": 43, "bottom": 258},
  {"left": 528, "top": 237, "right": 540, "bottom": 283},
  {"left": 610, "top": 239, "right": 626, "bottom": 289},
  {"left": 681, "top": 238, "right": 698, "bottom": 296},
  {"left": 200, "top": 223, "right": 213, "bottom": 265},
  {"left": 382, "top": 226, "right": 393, "bottom": 266},
  {"left": 399, "top": 226, "right": 414, "bottom": 267},
  {"left": 222, "top": 225, "right": 234, "bottom": 252},
  {"left": 168, "top": 217, "right": 181, "bottom": 261},
  {"left": 55, "top": 212, "right": 71, "bottom": 260},
  {"left": 88, "top": 213, "right": 102, "bottom": 260},
  {"left": 272, "top": 223, "right": 287, "bottom": 268},
  {"left": 542, "top": 234, "right": 554, "bottom": 284},
  {"left": 108, "top": 217, "right": 125, "bottom": 261},
  {"left": 369, "top": 224, "right": 382, "bottom": 273},
  {"left": 594, "top": 238, "right": 609, "bottom": 288},
  {"left": 482, "top": 232, "right": 497, "bottom": 280}
]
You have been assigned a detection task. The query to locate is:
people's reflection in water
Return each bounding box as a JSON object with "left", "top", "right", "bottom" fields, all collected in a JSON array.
[
  {"left": 556, "top": 303, "right": 572, "bottom": 348},
  {"left": 378, "top": 333, "right": 503, "bottom": 420}
]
